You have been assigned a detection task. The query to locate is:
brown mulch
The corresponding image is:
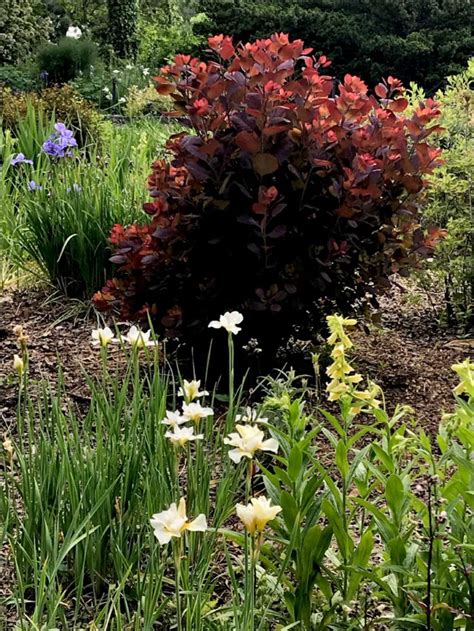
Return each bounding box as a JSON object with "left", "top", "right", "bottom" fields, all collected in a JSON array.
[
  {"left": 0, "top": 283, "right": 472, "bottom": 436},
  {"left": 352, "top": 283, "right": 472, "bottom": 433}
]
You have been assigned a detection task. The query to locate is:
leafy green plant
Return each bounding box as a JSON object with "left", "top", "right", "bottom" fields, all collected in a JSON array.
[
  {"left": 1, "top": 85, "right": 108, "bottom": 149},
  {"left": 137, "top": 10, "right": 206, "bottom": 71},
  {"left": 107, "top": 0, "right": 139, "bottom": 59},
  {"left": 411, "top": 59, "right": 474, "bottom": 331},
  {"left": 196, "top": 0, "right": 474, "bottom": 92},
  {"left": 37, "top": 37, "right": 98, "bottom": 85},
  {"left": 0, "top": 63, "right": 40, "bottom": 92}
]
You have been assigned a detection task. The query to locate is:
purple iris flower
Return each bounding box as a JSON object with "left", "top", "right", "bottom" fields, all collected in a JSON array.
[
  {"left": 28, "top": 180, "right": 43, "bottom": 191},
  {"left": 11, "top": 153, "right": 33, "bottom": 166},
  {"left": 42, "top": 123, "right": 78, "bottom": 158},
  {"left": 66, "top": 183, "right": 82, "bottom": 193},
  {"left": 55, "top": 122, "right": 75, "bottom": 139}
]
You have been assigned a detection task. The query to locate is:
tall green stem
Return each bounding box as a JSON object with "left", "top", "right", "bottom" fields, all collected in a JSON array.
[
  {"left": 174, "top": 538, "right": 184, "bottom": 631},
  {"left": 227, "top": 332, "right": 235, "bottom": 432}
]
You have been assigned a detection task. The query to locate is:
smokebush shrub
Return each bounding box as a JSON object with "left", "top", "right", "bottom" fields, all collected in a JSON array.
[
  {"left": 94, "top": 33, "right": 443, "bottom": 356},
  {"left": 37, "top": 37, "right": 98, "bottom": 85}
]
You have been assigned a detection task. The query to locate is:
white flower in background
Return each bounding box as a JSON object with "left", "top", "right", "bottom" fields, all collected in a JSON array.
[
  {"left": 208, "top": 311, "right": 244, "bottom": 335},
  {"left": 91, "top": 327, "right": 115, "bottom": 347},
  {"left": 126, "top": 64, "right": 133, "bottom": 70},
  {"left": 142, "top": 67, "right": 150, "bottom": 76},
  {"left": 119, "top": 96, "right": 127, "bottom": 104},
  {"left": 102, "top": 87, "right": 113, "bottom": 101},
  {"left": 66, "top": 25, "right": 82, "bottom": 39},
  {"left": 178, "top": 379, "right": 209, "bottom": 402},
  {"left": 161, "top": 410, "right": 186, "bottom": 427},
  {"left": 165, "top": 425, "right": 204, "bottom": 447},
  {"left": 236, "top": 406, "right": 268, "bottom": 424},
  {"left": 120, "top": 325, "right": 158, "bottom": 348},
  {"left": 224, "top": 424, "right": 278, "bottom": 463},
  {"left": 150, "top": 497, "right": 207, "bottom": 544},
  {"left": 182, "top": 401, "right": 214, "bottom": 424},
  {"left": 236, "top": 496, "right": 282, "bottom": 534},
  {"left": 112, "top": 69, "right": 120, "bottom": 75},
  {"left": 13, "top": 354, "right": 24, "bottom": 376}
]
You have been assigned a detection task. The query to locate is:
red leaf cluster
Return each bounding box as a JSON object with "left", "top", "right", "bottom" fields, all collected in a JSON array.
[{"left": 94, "top": 33, "right": 442, "bottom": 352}]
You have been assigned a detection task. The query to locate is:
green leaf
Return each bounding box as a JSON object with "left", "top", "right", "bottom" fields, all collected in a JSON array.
[
  {"left": 288, "top": 445, "right": 303, "bottom": 482},
  {"left": 322, "top": 498, "right": 352, "bottom": 559},
  {"left": 372, "top": 444, "right": 394, "bottom": 473},
  {"left": 318, "top": 408, "right": 345, "bottom": 437},
  {"left": 385, "top": 474, "right": 406, "bottom": 521},
  {"left": 335, "top": 440, "right": 349, "bottom": 478},
  {"left": 274, "top": 465, "right": 292, "bottom": 488},
  {"left": 280, "top": 490, "right": 299, "bottom": 531},
  {"left": 354, "top": 498, "right": 397, "bottom": 543},
  {"left": 347, "top": 529, "right": 374, "bottom": 599},
  {"left": 387, "top": 536, "right": 407, "bottom": 566}
]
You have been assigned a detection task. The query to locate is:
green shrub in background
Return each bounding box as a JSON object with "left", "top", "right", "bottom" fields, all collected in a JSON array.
[
  {"left": 0, "top": 64, "right": 40, "bottom": 93},
  {"left": 137, "top": 0, "right": 207, "bottom": 71},
  {"left": 0, "top": 86, "right": 108, "bottom": 149},
  {"left": 70, "top": 62, "right": 155, "bottom": 113},
  {"left": 196, "top": 0, "right": 474, "bottom": 92},
  {"left": 410, "top": 59, "right": 474, "bottom": 331},
  {"left": 0, "top": 0, "right": 52, "bottom": 65},
  {"left": 37, "top": 37, "right": 98, "bottom": 85}
]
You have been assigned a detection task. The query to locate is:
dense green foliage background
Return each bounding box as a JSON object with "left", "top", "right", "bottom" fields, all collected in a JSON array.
[
  {"left": 197, "top": 0, "right": 474, "bottom": 91},
  {"left": 2, "top": 0, "right": 473, "bottom": 91}
]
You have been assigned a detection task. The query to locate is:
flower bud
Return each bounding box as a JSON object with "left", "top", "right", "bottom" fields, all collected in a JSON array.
[{"left": 13, "top": 354, "right": 24, "bottom": 376}]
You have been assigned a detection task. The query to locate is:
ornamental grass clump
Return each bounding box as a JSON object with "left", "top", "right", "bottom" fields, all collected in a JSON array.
[{"left": 95, "top": 32, "right": 444, "bottom": 361}]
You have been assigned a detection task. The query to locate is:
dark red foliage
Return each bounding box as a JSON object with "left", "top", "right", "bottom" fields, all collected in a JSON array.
[{"left": 94, "top": 33, "right": 443, "bottom": 353}]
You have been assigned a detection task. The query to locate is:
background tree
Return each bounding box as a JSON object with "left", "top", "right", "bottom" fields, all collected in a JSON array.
[
  {"left": 107, "top": 0, "right": 139, "bottom": 59},
  {"left": 0, "top": 0, "right": 53, "bottom": 65}
]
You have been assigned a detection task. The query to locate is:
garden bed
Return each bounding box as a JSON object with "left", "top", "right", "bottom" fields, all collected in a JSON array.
[
  {"left": 0, "top": 282, "right": 471, "bottom": 437},
  {"left": 0, "top": 284, "right": 473, "bottom": 629}
]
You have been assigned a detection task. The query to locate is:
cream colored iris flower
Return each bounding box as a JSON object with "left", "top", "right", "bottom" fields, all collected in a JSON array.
[
  {"left": 208, "top": 311, "right": 244, "bottom": 335},
  {"left": 91, "top": 327, "right": 115, "bottom": 347},
  {"left": 120, "top": 325, "right": 158, "bottom": 348},
  {"left": 161, "top": 410, "right": 186, "bottom": 427},
  {"left": 182, "top": 402, "right": 214, "bottom": 424},
  {"left": 236, "top": 496, "right": 282, "bottom": 534},
  {"left": 178, "top": 379, "right": 209, "bottom": 402},
  {"left": 165, "top": 425, "right": 204, "bottom": 446},
  {"left": 224, "top": 424, "right": 278, "bottom": 463},
  {"left": 150, "top": 498, "right": 207, "bottom": 545}
]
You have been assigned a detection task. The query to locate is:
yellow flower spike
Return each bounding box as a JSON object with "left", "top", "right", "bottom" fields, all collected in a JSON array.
[
  {"left": 452, "top": 359, "right": 474, "bottom": 399},
  {"left": 326, "top": 315, "right": 357, "bottom": 349},
  {"left": 326, "top": 380, "right": 351, "bottom": 401}
]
